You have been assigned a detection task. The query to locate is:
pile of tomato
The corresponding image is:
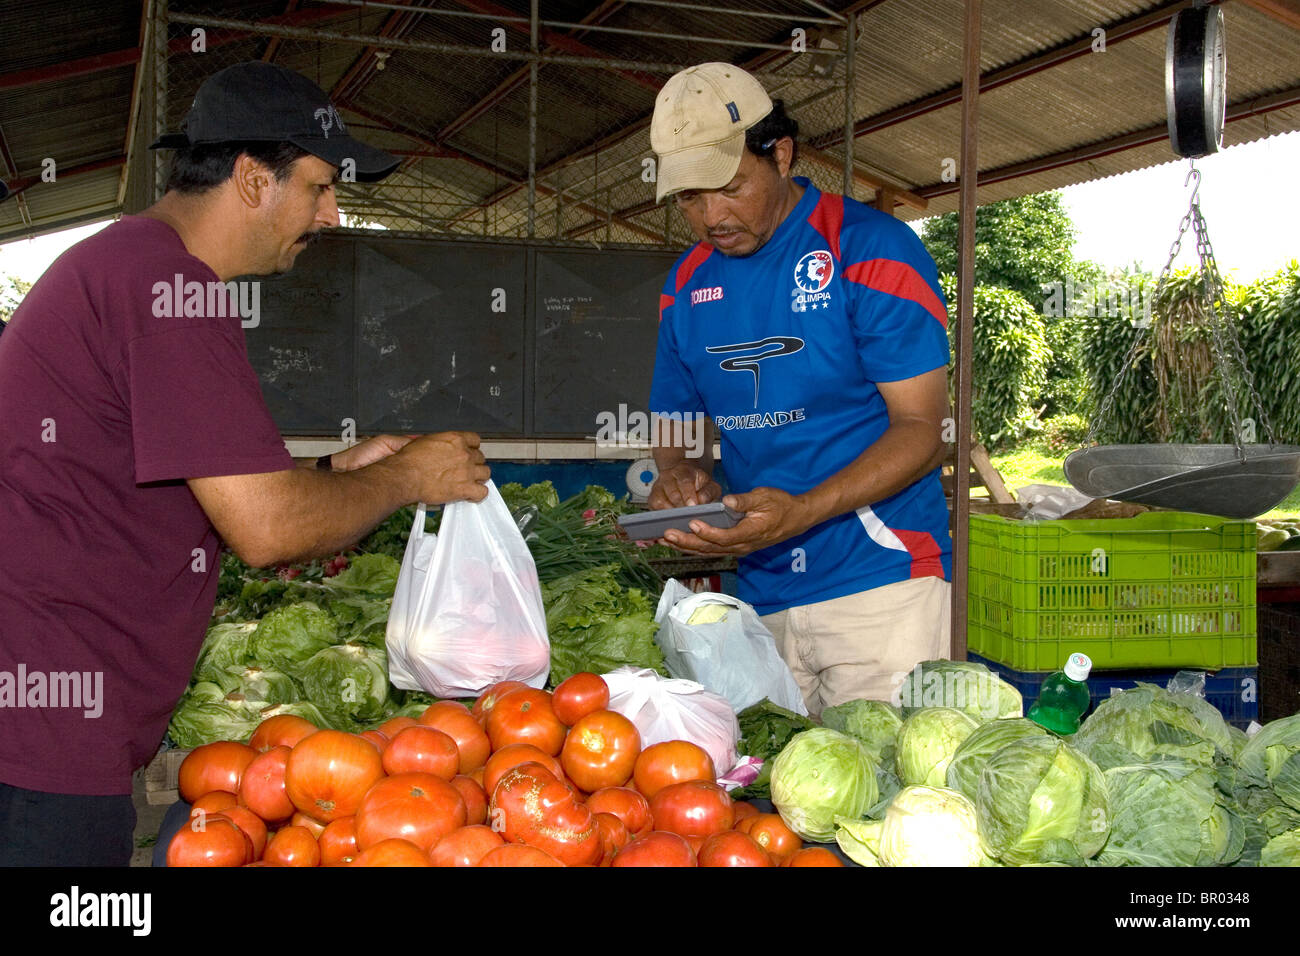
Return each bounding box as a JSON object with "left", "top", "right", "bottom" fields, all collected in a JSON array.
[{"left": 166, "top": 672, "right": 844, "bottom": 867}]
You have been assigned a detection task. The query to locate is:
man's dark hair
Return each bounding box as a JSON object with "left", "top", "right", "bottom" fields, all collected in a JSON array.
[
  {"left": 745, "top": 99, "right": 799, "bottom": 169},
  {"left": 165, "top": 141, "right": 312, "bottom": 194}
]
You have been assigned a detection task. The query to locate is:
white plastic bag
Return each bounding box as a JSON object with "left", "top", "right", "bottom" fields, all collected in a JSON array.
[
  {"left": 603, "top": 666, "right": 739, "bottom": 777},
  {"left": 653, "top": 579, "right": 808, "bottom": 716},
  {"left": 386, "top": 480, "right": 550, "bottom": 697}
]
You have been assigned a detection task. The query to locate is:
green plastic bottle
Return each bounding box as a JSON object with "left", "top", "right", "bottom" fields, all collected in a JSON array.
[{"left": 1027, "top": 652, "right": 1093, "bottom": 735}]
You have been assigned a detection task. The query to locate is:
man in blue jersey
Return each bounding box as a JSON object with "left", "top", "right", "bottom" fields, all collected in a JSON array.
[{"left": 645, "top": 63, "right": 952, "bottom": 717}]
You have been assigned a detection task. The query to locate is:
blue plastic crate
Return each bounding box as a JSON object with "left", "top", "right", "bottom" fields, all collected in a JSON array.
[{"left": 969, "top": 653, "right": 1258, "bottom": 730}]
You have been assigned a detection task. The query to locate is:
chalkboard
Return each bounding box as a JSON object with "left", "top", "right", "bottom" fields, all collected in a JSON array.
[
  {"left": 532, "top": 247, "right": 681, "bottom": 436},
  {"left": 243, "top": 236, "right": 355, "bottom": 435},
  {"left": 354, "top": 238, "right": 526, "bottom": 435}
]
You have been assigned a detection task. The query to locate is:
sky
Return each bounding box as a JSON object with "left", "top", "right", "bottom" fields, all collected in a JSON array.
[{"left": 2, "top": 130, "right": 1298, "bottom": 287}]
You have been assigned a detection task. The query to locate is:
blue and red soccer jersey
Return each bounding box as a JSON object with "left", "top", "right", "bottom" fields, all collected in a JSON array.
[{"left": 649, "top": 177, "right": 953, "bottom": 615}]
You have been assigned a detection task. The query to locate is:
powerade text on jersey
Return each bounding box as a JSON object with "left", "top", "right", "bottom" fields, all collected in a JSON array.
[{"left": 649, "top": 178, "right": 953, "bottom": 615}]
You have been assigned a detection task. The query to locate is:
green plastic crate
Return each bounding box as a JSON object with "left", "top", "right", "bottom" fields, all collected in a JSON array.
[{"left": 967, "top": 511, "right": 1257, "bottom": 671}]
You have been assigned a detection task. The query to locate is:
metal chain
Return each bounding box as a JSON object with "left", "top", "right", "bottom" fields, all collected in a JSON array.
[{"left": 1085, "top": 159, "right": 1272, "bottom": 452}]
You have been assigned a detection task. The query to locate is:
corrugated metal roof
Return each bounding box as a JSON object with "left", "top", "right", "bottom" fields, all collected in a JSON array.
[{"left": 1, "top": 0, "right": 1298, "bottom": 244}]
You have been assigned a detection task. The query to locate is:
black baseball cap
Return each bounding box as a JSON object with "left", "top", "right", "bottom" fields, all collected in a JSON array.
[{"left": 150, "top": 61, "right": 399, "bottom": 182}]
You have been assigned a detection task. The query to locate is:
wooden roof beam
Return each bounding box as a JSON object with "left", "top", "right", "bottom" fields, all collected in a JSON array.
[{"left": 1235, "top": 0, "right": 1300, "bottom": 32}]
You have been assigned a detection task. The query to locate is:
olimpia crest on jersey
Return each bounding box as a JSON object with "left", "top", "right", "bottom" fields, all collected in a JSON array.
[{"left": 792, "top": 249, "right": 834, "bottom": 312}]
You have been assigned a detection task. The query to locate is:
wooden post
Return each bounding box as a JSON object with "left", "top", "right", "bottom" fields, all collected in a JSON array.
[
  {"left": 952, "top": 0, "right": 981, "bottom": 661},
  {"left": 872, "top": 186, "right": 898, "bottom": 215}
]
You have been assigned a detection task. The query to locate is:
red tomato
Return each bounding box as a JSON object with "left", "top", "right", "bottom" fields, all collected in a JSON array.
[
  {"left": 350, "top": 838, "right": 431, "bottom": 867},
  {"left": 290, "top": 811, "right": 327, "bottom": 838},
  {"left": 485, "top": 688, "right": 566, "bottom": 756},
  {"left": 178, "top": 741, "right": 258, "bottom": 804},
  {"left": 650, "top": 780, "right": 734, "bottom": 839},
  {"left": 377, "top": 715, "right": 419, "bottom": 738},
  {"left": 731, "top": 800, "right": 760, "bottom": 825},
  {"left": 189, "top": 790, "right": 237, "bottom": 815},
  {"left": 249, "top": 714, "right": 317, "bottom": 752},
  {"left": 594, "top": 812, "right": 631, "bottom": 866},
  {"left": 560, "top": 710, "right": 641, "bottom": 793},
  {"left": 633, "top": 740, "right": 716, "bottom": 800},
  {"left": 166, "top": 817, "right": 251, "bottom": 867},
  {"left": 740, "top": 813, "right": 802, "bottom": 863},
  {"left": 428, "top": 825, "right": 504, "bottom": 867},
  {"left": 488, "top": 763, "right": 601, "bottom": 866},
  {"left": 472, "top": 680, "right": 531, "bottom": 722},
  {"left": 318, "top": 817, "right": 359, "bottom": 867},
  {"left": 214, "top": 806, "right": 268, "bottom": 861},
  {"left": 585, "top": 787, "right": 652, "bottom": 838},
  {"left": 551, "top": 673, "right": 610, "bottom": 727},
  {"left": 697, "top": 830, "right": 772, "bottom": 867},
  {"left": 358, "top": 730, "right": 390, "bottom": 753},
  {"left": 784, "top": 847, "right": 846, "bottom": 867},
  {"left": 478, "top": 844, "right": 563, "bottom": 867},
  {"left": 610, "top": 831, "right": 697, "bottom": 867},
  {"left": 354, "top": 772, "right": 467, "bottom": 854},
  {"left": 284, "top": 729, "right": 384, "bottom": 823},
  {"left": 382, "top": 726, "right": 460, "bottom": 779},
  {"left": 238, "top": 746, "right": 294, "bottom": 824},
  {"left": 483, "top": 743, "right": 563, "bottom": 797},
  {"left": 263, "top": 826, "right": 321, "bottom": 867},
  {"left": 417, "top": 701, "right": 491, "bottom": 773},
  {"left": 450, "top": 774, "right": 488, "bottom": 827}
]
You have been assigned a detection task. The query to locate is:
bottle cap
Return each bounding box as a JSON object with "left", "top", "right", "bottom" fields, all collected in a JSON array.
[{"left": 1064, "top": 652, "right": 1092, "bottom": 682}]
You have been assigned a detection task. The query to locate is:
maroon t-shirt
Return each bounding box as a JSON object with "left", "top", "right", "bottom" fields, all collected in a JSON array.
[{"left": 0, "top": 216, "right": 294, "bottom": 795}]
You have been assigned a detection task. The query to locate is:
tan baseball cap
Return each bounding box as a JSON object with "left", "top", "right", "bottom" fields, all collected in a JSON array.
[{"left": 650, "top": 63, "right": 773, "bottom": 203}]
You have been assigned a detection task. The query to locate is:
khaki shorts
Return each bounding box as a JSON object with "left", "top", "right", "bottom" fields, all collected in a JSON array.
[{"left": 761, "top": 577, "right": 951, "bottom": 720}]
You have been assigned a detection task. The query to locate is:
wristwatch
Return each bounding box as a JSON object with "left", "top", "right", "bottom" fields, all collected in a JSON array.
[{"left": 316, "top": 454, "right": 333, "bottom": 471}]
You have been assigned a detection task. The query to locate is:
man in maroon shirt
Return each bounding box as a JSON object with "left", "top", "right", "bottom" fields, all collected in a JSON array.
[{"left": 0, "top": 62, "right": 490, "bottom": 865}]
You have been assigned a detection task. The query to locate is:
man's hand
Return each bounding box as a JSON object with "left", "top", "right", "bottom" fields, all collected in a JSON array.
[
  {"left": 393, "top": 431, "right": 491, "bottom": 504},
  {"left": 662, "top": 487, "right": 816, "bottom": 557},
  {"left": 648, "top": 462, "right": 721, "bottom": 510},
  {"left": 330, "top": 434, "right": 414, "bottom": 471}
]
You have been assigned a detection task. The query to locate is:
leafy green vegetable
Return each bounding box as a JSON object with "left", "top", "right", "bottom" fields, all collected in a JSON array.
[
  {"left": 215, "top": 663, "right": 300, "bottom": 705},
  {"left": 898, "top": 659, "right": 1022, "bottom": 721},
  {"left": 321, "top": 552, "right": 400, "bottom": 597},
  {"left": 193, "top": 622, "right": 258, "bottom": 684},
  {"left": 837, "top": 786, "right": 991, "bottom": 867},
  {"left": 167, "top": 688, "right": 263, "bottom": 747},
  {"left": 821, "top": 699, "right": 903, "bottom": 768},
  {"left": 299, "top": 642, "right": 394, "bottom": 727},
  {"left": 770, "top": 728, "right": 878, "bottom": 843},
  {"left": 541, "top": 564, "right": 664, "bottom": 685},
  {"left": 1236, "top": 713, "right": 1300, "bottom": 811},
  {"left": 1096, "top": 759, "right": 1244, "bottom": 867},
  {"left": 976, "top": 735, "right": 1110, "bottom": 866},
  {"left": 500, "top": 481, "right": 560, "bottom": 512},
  {"left": 896, "top": 707, "right": 979, "bottom": 787},
  {"left": 1260, "top": 827, "right": 1300, "bottom": 867},
  {"left": 1073, "top": 684, "right": 1234, "bottom": 770},
  {"left": 946, "top": 717, "right": 1051, "bottom": 801},
  {"left": 737, "top": 700, "right": 818, "bottom": 761},
  {"left": 250, "top": 601, "right": 339, "bottom": 674}
]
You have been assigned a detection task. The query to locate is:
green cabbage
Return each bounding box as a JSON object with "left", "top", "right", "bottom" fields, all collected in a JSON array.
[
  {"left": 898, "top": 659, "right": 1022, "bottom": 721},
  {"left": 896, "top": 707, "right": 979, "bottom": 787},
  {"left": 257, "top": 700, "right": 328, "bottom": 728},
  {"left": 167, "top": 689, "right": 263, "bottom": 747},
  {"left": 250, "top": 601, "right": 339, "bottom": 673},
  {"left": 1072, "top": 684, "right": 1233, "bottom": 770},
  {"left": 299, "top": 642, "right": 393, "bottom": 727},
  {"left": 1236, "top": 713, "right": 1300, "bottom": 811},
  {"left": 217, "top": 663, "right": 300, "bottom": 705},
  {"left": 946, "top": 718, "right": 1051, "bottom": 800},
  {"left": 1096, "top": 760, "right": 1244, "bottom": 867},
  {"left": 976, "top": 735, "right": 1110, "bottom": 865},
  {"left": 836, "top": 786, "right": 991, "bottom": 867},
  {"left": 821, "top": 699, "right": 904, "bottom": 767},
  {"left": 321, "top": 552, "right": 400, "bottom": 597},
  {"left": 1260, "top": 828, "right": 1300, "bottom": 867},
  {"left": 770, "top": 728, "right": 878, "bottom": 843}
]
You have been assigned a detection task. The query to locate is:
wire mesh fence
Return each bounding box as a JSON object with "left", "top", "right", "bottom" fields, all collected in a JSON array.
[{"left": 156, "top": 0, "right": 864, "bottom": 245}]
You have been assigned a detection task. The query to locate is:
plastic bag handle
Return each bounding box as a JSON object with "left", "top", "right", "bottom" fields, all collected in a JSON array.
[{"left": 409, "top": 503, "right": 430, "bottom": 542}]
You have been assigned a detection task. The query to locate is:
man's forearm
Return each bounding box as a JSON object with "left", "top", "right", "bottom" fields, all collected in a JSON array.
[{"left": 797, "top": 419, "right": 946, "bottom": 529}]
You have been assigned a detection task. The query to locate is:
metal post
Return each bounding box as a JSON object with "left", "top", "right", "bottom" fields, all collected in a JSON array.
[
  {"left": 152, "top": 0, "right": 168, "bottom": 202},
  {"left": 527, "top": 0, "right": 538, "bottom": 238},
  {"left": 953, "top": 0, "right": 981, "bottom": 661},
  {"left": 842, "top": 11, "right": 856, "bottom": 198}
]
